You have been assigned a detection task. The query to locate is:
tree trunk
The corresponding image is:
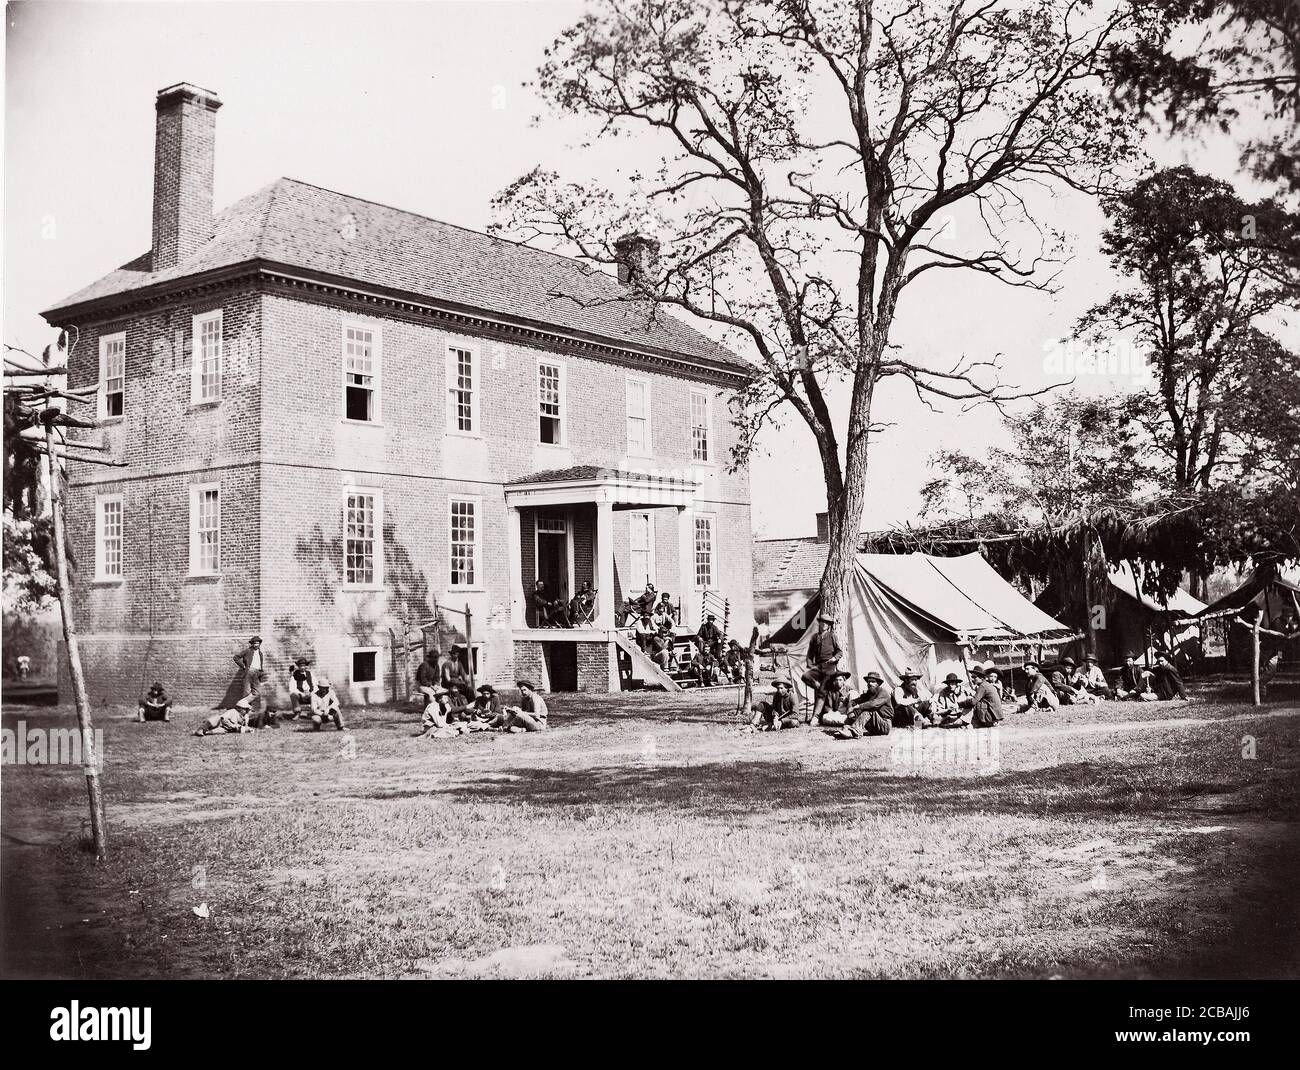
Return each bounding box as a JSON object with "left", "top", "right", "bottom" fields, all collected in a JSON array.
[
  {"left": 1252, "top": 612, "right": 1262, "bottom": 708},
  {"left": 1081, "top": 528, "right": 1097, "bottom": 657},
  {"left": 44, "top": 420, "right": 108, "bottom": 861}
]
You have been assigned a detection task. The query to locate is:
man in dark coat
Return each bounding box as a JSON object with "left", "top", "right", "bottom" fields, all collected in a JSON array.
[
  {"left": 697, "top": 614, "right": 724, "bottom": 661},
  {"left": 749, "top": 678, "right": 798, "bottom": 731},
  {"left": 970, "top": 666, "right": 1005, "bottom": 727},
  {"left": 802, "top": 615, "right": 843, "bottom": 725},
  {"left": 1150, "top": 652, "right": 1188, "bottom": 700},
  {"left": 440, "top": 646, "right": 476, "bottom": 703},
  {"left": 832, "top": 672, "right": 893, "bottom": 739},
  {"left": 287, "top": 657, "right": 316, "bottom": 718}
]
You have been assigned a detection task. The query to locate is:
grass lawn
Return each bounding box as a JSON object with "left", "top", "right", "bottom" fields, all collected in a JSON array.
[{"left": 3, "top": 677, "right": 1299, "bottom": 979}]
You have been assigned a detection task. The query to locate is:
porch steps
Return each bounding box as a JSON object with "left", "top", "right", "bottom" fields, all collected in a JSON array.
[{"left": 611, "top": 631, "right": 683, "bottom": 692}]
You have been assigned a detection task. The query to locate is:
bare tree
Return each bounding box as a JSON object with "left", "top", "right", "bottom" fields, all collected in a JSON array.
[{"left": 494, "top": 0, "right": 1144, "bottom": 628}]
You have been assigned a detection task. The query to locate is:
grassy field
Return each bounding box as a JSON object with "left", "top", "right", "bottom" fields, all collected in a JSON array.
[{"left": 3, "top": 677, "right": 1299, "bottom": 979}]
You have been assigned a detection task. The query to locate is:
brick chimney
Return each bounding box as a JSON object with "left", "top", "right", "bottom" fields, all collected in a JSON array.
[
  {"left": 613, "top": 233, "right": 661, "bottom": 287},
  {"left": 815, "top": 512, "right": 829, "bottom": 542},
  {"left": 152, "top": 83, "right": 221, "bottom": 271}
]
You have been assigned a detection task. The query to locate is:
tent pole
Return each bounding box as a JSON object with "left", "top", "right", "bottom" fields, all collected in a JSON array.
[{"left": 1252, "top": 612, "right": 1262, "bottom": 707}]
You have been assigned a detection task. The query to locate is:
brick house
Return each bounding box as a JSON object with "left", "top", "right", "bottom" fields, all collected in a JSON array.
[{"left": 43, "top": 83, "right": 755, "bottom": 706}]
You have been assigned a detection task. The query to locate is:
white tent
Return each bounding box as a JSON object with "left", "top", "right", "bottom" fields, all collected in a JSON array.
[{"left": 779, "top": 552, "right": 1075, "bottom": 693}]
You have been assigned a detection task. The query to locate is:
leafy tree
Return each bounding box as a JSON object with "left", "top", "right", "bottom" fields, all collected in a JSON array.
[
  {"left": 3, "top": 391, "right": 58, "bottom": 610},
  {"left": 1107, "top": 0, "right": 1300, "bottom": 192},
  {"left": 494, "top": 0, "right": 1146, "bottom": 629},
  {"left": 1076, "top": 166, "right": 1299, "bottom": 494}
]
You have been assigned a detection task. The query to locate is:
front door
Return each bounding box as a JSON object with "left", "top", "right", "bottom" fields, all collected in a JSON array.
[{"left": 536, "top": 515, "right": 569, "bottom": 604}]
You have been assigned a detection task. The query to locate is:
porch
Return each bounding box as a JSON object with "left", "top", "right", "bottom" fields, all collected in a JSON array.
[{"left": 504, "top": 465, "right": 707, "bottom": 692}]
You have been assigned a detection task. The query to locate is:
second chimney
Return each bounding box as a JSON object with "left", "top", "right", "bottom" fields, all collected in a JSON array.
[
  {"left": 815, "top": 512, "right": 829, "bottom": 543},
  {"left": 152, "top": 83, "right": 221, "bottom": 271},
  {"left": 613, "top": 233, "right": 661, "bottom": 287}
]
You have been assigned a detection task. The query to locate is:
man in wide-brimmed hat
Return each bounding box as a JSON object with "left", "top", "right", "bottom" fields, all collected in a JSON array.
[
  {"left": 1021, "top": 660, "right": 1059, "bottom": 711},
  {"left": 933, "top": 672, "right": 973, "bottom": 728},
  {"left": 1077, "top": 653, "right": 1113, "bottom": 699},
  {"left": 802, "top": 613, "right": 844, "bottom": 725},
  {"left": 971, "top": 667, "right": 1005, "bottom": 728},
  {"left": 748, "top": 677, "right": 799, "bottom": 731},
  {"left": 495, "top": 679, "right": 549, "bottom": 733},
  {"left": 416, "top": 685, "right": 452, "bottom": 736},
  {"left": 815, "top": 669, "right": 854, "bottom": 727},
  {"left": 456, "top": 683, "right": 502, "bottom": 728},
  {"left": 892, "top": 666, "right": 933, "bottom": 728},
  {"left": 310, "top": 678, "right": 346, "bottom": 732},
  {"left": 832, "top": 671, "right": 893, "bottom": 739}
]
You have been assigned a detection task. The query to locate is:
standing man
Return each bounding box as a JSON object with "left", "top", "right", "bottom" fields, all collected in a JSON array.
[
  {"left": 802, "top": 614, "right": 843, "bottom": 725},
  {"left": 234, "top": 635, "right": 276, "bottom": 727}
]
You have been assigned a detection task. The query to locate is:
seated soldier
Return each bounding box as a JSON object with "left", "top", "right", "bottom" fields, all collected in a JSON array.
[
  {"left": 414, "top": 650, "right": 440, "bottom": 718},
  {"left": 310, "top": 678, "right": 347, "bottom": 731},
  {"left": 492, "top": 679, "right": 549, "bottom": 732},
  {"left": 569, "top": 582, "right": 597, "bottom": 626},
  {"left": 286, "top": 657, "right": 316, "bottom": 718},
  {"left": 1052, "top": 658, "right": 1087, "bottom": 704},
  {"left": 440, "top": 646, "right": 476, "bottom": 704},
  {"left": 970, "top": 666, "right": 1005, "bottom": 727},
  {"left": 696, "top": 614, "right": 724, "bottom": 661},
  {"left": 531, "top": 580, "right": 556, "bottom": 627},
  {"left": 1021, "top": 662, "right": 1060, "bottom": 711},
  {"left": 633, "top": 611, "right": 658, "bottom": 653},
  {"left": 1150, "top": 652, "right": 1188, "bottom": 701},
  {"left": 1075, "top": 653, "right": 1113, "bottom": 699},
  {"left": 832, "top": 671, "right": 893, "bottom": 739},
  {"left": 1114, "top": 653, "right": 1151, "bottom": 700},
  {"left": 892, "top": 668, "right": 933, "bottom": 727},
  {"left": 137, "top": 682, "right": 172, "bottom": 723},
  {"left": 722, "top": 639, "right": 746, "bottom": 683},
  {"left": 652, "top": 592, "right": 678, "bottom": 629},
  {"left": 647, "top": 620, "right": 675, "bottom": 671},
  {"left": 456, "top": 683, "right": 502, "bottom": 728},
  {"left": 635, "top": 582, "right": 658, "bottom": 619},
  {"left": 816, "top": 670, "right": 853, "bottom": 726},
  {"left": 194, "top": 697, "right": 254, "bottom": 736},
  {"left": 416, "top": 685, "right": 451, "bottom": 736},
  {"left": 932, "top": 672, "right": 974, "bottom": 727},
  {"left": 748, "top": 678, "right": 798, "bottom": 731},
  {"left": 802, "top": 614, "right": 843, "bottom": 724}
]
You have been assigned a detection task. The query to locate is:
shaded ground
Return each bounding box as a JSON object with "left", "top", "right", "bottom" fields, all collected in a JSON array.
[{"left": 2, "top": 677, "right": 1298, "bottom": 978}]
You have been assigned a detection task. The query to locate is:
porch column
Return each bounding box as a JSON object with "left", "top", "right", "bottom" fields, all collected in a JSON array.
[
  {"left": 595, "top": 501, "right": 615, "bottom": 629},
  {"left": 677, "top": 505, "right": 693, "bottom": 630},
  {"left": 507, "top": 505, "right": 525, "bottom": 628}
]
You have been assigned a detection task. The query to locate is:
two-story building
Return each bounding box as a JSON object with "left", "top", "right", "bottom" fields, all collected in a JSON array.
[{"left": 43, "top": 83, "right": 755, "bottom": 706}]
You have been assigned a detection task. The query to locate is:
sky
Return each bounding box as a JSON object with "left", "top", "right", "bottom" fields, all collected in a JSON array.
[{"left": 3, "top": 0, "right": 1278, "bottom": 539}]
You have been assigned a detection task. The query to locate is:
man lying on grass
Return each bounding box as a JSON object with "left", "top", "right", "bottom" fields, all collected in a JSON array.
[{"left": 194, "top": 697, "right": 254, "bottom": 736}]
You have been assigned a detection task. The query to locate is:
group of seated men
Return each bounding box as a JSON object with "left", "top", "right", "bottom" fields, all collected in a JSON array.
[
  {"left": 192, "top": 657, "right": 345, "bottom": 735},
  {"left": 412, "top": 654, "right": 549, "bottom": 738},
  {"left": 531, "top": 580, "right": 599, "bottom": 628},
  {"left": 630, "top": 599, "right": 747, "bottom": 686},
  {"left": 748, "top": 662, "right": 1013, "bottom": 736}
]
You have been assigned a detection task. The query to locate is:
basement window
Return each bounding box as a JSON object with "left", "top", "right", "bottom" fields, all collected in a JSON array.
[{"left": 351, "top": 648, "right": 379, "bottom": 686}]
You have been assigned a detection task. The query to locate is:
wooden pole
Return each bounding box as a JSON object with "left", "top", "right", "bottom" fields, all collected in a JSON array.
[
  {"left": 465, "top": 603, "right": 475, "bottom": 692},
  {"left": 1252, "top": 611, "right": 1262, "bottom": 707},
  {"left": 741, "top": 625, "right": 758, "bottom": 715},
  {"left": 1081, "top": 527, "right": 1097, "bottom": 658},
  {"left": 44, "top": 419, "right": 108, "bottom": 861}
]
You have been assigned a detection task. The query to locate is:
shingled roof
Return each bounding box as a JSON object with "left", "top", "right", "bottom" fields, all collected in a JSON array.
[
  {"left": 43, "top": 178, "right": 748, "bottom": 374},
  {"left": 753, "top": 536, "right": 829, "bottom": 592}
]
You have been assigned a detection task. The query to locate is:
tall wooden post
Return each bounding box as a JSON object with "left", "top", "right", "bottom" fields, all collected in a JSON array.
[
  {"left": 1081, "top": 527, "right": 1097, "bottom": 657},
  {"left": 44, "top": 419, "right": 108, "bottom": 861},
  {"left": 1252, "top": 612, "right": 1262, "bottom": 707},
  {"left": 465, "top": 603, "right": 475, "bottom": 692},
  {"left": 740, "top": 626, "right": 759, "bottom": 715}
]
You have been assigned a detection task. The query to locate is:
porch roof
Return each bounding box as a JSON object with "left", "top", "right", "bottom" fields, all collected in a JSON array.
[{"left": 505, "top": 465, "right": 699, "bottom": 507}]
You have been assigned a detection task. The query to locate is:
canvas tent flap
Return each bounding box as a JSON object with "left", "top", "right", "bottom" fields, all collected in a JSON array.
[
  {"left": 928, "top": 553, "right": 1074, "bottom": 638},
  {"left": 1106, "top": 561, "right": 1207, "bottom": 617},
  {"left": 1199, "top": 563, "right": 1300, "bottom": 619},
  {"left": 860, "top": 553, "right": 1011, "bottom": 639}
]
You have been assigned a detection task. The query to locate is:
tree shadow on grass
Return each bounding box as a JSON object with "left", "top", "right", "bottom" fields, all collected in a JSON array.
[{"left": 367, "top": 757, "right": 1242, "bottom": 822}]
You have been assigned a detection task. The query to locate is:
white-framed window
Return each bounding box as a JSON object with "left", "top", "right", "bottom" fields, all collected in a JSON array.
[
  {"left": 188, "top": 482, "right": 221, "bottom": 576},
  {"left": 343, "top": 488, "right": 382, "bottom": 587},
  {"left": 342, "top": 321, "right": 381, "bottom": 423},
  {"left": 626, "top": 375, "right": 651, "bottom": 456},
  {"left": 446, "top": 344, "right": 478, "bottom": 434},
  {"left": 538, "top": 360, "right": 565, "bottom": 445},
  {"left": 94, "top": 494, "right": 124, "bottom": 580},
  {"left": 191, "top": 310, "right": 223, "bottom": 404},
  {"left": 98, "top": 332, "right": 125, "bottom": 419},
  {"left": 693, "top": 513, "right": 715, "bottom": 589},
  {"left": 450, "top": 497, "right": 481, "bottom": 587},
  {"left": 350, "top": 647, "right": 380, "bottom": 686},
  {"left": 629, "top": 512, "right": 655, "bottom": 588},
  {"left": 690, "top": 389, "right": 712, "bottom": 463}
]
